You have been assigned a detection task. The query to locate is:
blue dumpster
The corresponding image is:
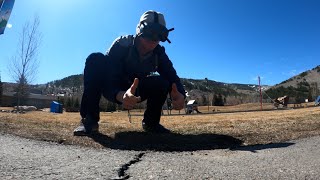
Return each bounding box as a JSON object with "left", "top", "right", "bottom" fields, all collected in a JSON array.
[
  {"left": 50, "top": 101, "right": 63, "bottom": 113},
  {"left": 315, "top": 96, "right": 320, "bottom": 106}
]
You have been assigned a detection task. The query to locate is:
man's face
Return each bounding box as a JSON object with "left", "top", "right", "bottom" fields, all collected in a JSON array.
[{"left": 140, "top": 37, "right": 159, "bottom": 51}]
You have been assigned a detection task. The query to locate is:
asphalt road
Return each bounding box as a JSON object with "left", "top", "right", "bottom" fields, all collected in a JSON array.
[{"left": 1, "top": 133, "right": 319, "bottom": 180}]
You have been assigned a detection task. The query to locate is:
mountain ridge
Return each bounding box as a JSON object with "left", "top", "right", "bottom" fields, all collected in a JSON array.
[{"left": 3, "top": 65, "right": 320, "bottom": 105}]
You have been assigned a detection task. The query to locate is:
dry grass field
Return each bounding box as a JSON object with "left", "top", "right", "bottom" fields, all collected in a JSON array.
[{"left": 0, "top": 103, "right": 319, "bottom": 151}]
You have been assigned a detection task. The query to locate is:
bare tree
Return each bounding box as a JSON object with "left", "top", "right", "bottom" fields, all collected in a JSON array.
[{"left": 8, "top": 15, "right": 42, "bottom": 107}]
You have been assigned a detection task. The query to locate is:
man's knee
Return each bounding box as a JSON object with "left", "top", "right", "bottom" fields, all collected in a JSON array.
[
  {"left": 82, "top": 54, "right": 108, "bottom": 99},
  {"left": 85, "top": 52, "right": 107, "bottom": 68},
  {"left": 84, "top": 53, "right": 108, "bottom": 82}
]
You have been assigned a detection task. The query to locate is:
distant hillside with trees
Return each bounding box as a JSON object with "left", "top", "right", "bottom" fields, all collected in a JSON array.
[
  {"left": 40, "top": 75, "right": 266, "bottom": 106},
  {"left": 265, "top": 65, "right": 320, "bottom": 103},
  {"left": 3, "top": 65, "right": 320, "bottom": 108},
  {"left": 48, "top": 74, "right": 83, "bottom": 89}
]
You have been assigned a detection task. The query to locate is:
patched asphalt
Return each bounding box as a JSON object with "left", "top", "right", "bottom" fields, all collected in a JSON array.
[{"left": 1, "top": 133, "right": 319, "bottom": 179}]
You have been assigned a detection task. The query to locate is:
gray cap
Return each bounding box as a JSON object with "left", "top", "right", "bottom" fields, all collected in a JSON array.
[{"left": 136, "top": 10, "right": 166, "bottom": 35}]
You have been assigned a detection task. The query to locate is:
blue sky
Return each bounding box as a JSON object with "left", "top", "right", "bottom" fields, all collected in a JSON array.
[{"left": 1, "top": 0, "right": 319, "bottom": 85}]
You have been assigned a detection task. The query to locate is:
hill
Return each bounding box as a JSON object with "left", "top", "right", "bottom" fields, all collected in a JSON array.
[
  {"left": 5, "top": 65, "right": 320, "bottom": 105},
  {"left": 265, "top": 65, "right": 320, "bottom": 103},
  {"left": 2, "top": 74, "right": 270, "bottom": 106},
  {"left": 274, "top": 65, "right": 320, "bottom": 88},
  {"left": 31, "top": 75, "right": 268, "bottom": 105},
  {"left": 41, "top": 64, "right": 320, "bottom": 104}
]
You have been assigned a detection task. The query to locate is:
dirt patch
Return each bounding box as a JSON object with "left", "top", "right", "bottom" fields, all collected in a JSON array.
[{"left": 0, "top": 105, "right": 319, "bottom": 151}]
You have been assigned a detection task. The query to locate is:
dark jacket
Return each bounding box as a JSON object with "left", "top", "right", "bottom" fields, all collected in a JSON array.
[{"left": 105, "top": 35, "right": 185, "bottom": 103}]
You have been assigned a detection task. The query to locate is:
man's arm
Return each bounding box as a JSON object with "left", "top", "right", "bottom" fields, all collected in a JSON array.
[
  {"left": 170, "top": 83, "right": 185, "bottom": 110},
  {"left": 104, "top": 36, "right": 130, "bottom": 103},
  {"left": 155, "top": 46, "right": 186, "bottom": 110},
  {"left": 156, "top": 46, "right": 186, "bottom": 98}
]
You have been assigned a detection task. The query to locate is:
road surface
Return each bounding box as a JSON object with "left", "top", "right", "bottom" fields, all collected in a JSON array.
[{"left": 1, "top": 133, "right": 319, "bottom": 179}]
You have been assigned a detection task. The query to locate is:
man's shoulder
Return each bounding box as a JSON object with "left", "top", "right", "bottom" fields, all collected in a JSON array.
[
  {"left": 113, "top": 35, "right": 134, "bottom": 47},
  {"left": 106, "top": 35, "right": 134, "bottom": 55},
  {"left": 154, "top": 44, "right": 166, "bottom": 55}
]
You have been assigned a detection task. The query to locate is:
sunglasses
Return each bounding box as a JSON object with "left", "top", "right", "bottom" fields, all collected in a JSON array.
[{"left": 140, "top": 22, "right": 174, "bottom": 43}]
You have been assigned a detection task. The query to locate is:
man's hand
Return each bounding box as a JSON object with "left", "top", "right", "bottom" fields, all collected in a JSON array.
[
  {"left": 170, "top": 83, "right": 185, "bottom": 110},
  {"left": 117, "top": 78, "right": 141, "bottom": 110}
]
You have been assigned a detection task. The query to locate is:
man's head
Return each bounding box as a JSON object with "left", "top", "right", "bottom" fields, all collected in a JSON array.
[{"left": 136, "top": 10, "right": 174, "bottom": 43}]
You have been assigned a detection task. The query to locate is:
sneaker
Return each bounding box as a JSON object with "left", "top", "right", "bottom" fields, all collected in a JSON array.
[
  {"left": 73, "top": 118, "right": 99, "bottom": 136},
  {"left": 142, "top": 122, "right": 171, "bottom": 133}
]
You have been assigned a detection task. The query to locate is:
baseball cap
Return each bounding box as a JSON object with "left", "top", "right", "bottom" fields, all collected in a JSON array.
[{"left": 136, "top": 10, "right": 174, "bottom": 43}]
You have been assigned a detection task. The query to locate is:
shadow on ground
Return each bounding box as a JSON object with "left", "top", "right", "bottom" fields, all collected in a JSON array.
[
  {"left": 88, "top": 131, "right": 243, "bottom": 152},
  {"left": 232, "top": 142, "right": 295, "bottom": 153},
  {"left": 88, "top": 132, "right": 296, "bottom": 152}
]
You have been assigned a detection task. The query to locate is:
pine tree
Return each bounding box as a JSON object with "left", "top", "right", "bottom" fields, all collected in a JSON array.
[
  {"left": 213, "top": 93, "right": 224, "bottom": 106},
  {"left": 66, "top": 97, "right": 73, "bottom": 111},
  {"left": 58, "top": 97, "right": 65, "bottom": 106},
  {"left": 213, "top": 94, "right": 218, "bottom": 106},
  {"left": 218, "top": 94, "right": 224, "bottom": 106},
  {"left": 74, "top": 97, "right": 80, "bottom": 109}
]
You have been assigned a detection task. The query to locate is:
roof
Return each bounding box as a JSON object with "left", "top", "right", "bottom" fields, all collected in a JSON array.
[
  {"left": 187, "top": 100, "right": 197, "bottom": 105},
  {"left": 3, "top": 92, "right": 56, "bottom": 100}
]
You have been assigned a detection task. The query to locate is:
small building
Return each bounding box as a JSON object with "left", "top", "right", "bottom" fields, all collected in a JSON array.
[{"left": 2, "top": 92, "right": 56, "bottom": 108}]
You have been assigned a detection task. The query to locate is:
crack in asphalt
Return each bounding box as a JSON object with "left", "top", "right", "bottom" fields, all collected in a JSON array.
[{"left": 112, "top": 152, "right": 145, "bottom": 180}]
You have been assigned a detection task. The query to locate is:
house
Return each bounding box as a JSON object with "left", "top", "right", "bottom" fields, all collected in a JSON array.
[{"left": 1, "top": 92, "right": 57, "bottom": 109}]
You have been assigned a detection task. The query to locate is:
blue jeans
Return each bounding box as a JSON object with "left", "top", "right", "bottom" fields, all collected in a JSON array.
[{"left": 80, "top": 53, "right": 170, "bottom": 126}]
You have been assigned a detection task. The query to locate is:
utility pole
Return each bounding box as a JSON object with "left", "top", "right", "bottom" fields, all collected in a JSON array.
[
  {"left": 258, "top": 76, "right": 262, "bottom": 110},
  {"left": 205, "top": 78, "right": 209, "bottom": 112}
]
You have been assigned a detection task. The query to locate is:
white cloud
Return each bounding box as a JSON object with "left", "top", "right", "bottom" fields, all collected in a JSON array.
[{"left": 6, "top": 24, "right": 12, "bottom": 28}]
